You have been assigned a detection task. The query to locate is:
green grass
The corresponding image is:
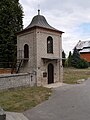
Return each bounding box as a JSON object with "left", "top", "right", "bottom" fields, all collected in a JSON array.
[
  {"left": 1, "top": 67, "right": 90, "bottom": 112},
  {"left": 63, "top": 67, "right": 90, "bottom": 84},
  {"left": 0, "top": 87, "right": 52, "bottom": 112}
]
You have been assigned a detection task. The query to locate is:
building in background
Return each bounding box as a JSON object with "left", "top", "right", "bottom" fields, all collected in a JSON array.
[
  {"left": 17, "top": 10, "right": 64, "bottom": 86},
  {"left": 75, "top": 40, "right": 90, "bottom": 63}
]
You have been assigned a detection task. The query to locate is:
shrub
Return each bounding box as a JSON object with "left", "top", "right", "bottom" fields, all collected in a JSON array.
[{"left": 75, "top": 59, "right": 89, "bottom": 68}]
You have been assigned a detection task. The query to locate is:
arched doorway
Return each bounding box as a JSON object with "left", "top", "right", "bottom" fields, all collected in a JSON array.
[
  {"left": 24, "top": 44, "right": 29, "bottom": 58},
  {"left": 48, "top": 63, "right": 54, "bottom": 84}
]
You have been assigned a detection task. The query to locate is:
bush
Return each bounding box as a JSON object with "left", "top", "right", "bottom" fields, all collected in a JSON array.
[{"left": 75, "top": 59, "right": 89, "bottom": 68}]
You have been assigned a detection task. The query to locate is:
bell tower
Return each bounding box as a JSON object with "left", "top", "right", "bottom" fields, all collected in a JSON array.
[{"left": 17, "top": 11, "right": 64, "bottom": 86}]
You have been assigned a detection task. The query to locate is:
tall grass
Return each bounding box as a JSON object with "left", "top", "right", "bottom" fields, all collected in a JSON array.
[{"left": 63, "top": 67, "right": 90, "bottom": 84}]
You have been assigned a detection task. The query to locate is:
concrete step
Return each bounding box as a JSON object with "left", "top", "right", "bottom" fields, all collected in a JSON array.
[{"left": 44, "top": 82, "right": 66, "bottom": 88}]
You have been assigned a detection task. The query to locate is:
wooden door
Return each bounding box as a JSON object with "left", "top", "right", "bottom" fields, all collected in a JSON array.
[{"left": 48, "top": 63, "right": 54, "bottom": 84}]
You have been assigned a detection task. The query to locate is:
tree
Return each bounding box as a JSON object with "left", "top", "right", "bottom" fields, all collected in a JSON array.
[
  {"left": 66, "top": 51, "right": 72, "bottom": 67},
  {"left": 71, "top": 47, "right": 81, "bottom": 67},
  {"left": 0, "top": 0, "right": 23, "bottom": 68},
  {"left": 76, "top": 59, "right": 89, "bottom": 68},
  {"left": 62, "top": 50, "right": 66, "bottom": 67},
  {"left": 71, "top": 47, "right": 88, "bottom": 68}
]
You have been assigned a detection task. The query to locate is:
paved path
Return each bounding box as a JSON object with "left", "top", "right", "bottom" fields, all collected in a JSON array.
[{"left": 24, "top": 79, "right": 90, "bottom": 120}]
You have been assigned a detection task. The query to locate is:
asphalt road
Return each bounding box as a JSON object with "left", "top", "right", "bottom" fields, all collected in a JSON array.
[{"left": 24, "top": 79, "right": 90, "bottom": 120}]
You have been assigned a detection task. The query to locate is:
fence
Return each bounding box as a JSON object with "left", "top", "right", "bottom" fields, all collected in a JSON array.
[{"left": 0, "top": 73, "right": 36, "bottom": 90}]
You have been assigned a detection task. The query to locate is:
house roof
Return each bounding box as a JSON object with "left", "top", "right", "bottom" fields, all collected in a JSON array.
[
  {"left": 17, "top": 10, "right": 64, "bottom": 34},
  {"left": 76, "top": 40, "right": 90, "bottom": 53},
  {"left": 79, "top": 48, "right": 90, "bottom": 53}
]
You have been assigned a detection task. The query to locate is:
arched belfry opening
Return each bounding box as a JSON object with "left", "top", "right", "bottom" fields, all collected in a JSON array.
[
  {"left": 24, "top": 44, "right": 29, "bottom": 59},
  {"left": 47, "top": 36, "right": 53, "bottom": 53},
  {"left": 48, "top": 63, "right": 54, "bottom": 84}
]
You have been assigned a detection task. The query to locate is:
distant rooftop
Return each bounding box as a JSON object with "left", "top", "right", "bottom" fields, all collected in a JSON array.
[
  {"left": 76, "top": 40, "right": 90, "bottom": 53},
  {"left": 79, "top": 48, "right": 90, "bottom": 53}
]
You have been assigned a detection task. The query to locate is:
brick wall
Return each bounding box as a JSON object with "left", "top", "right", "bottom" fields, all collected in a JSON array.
[
  {"left": 80, "top": 53, "right": 90, "bottom": 62},
  {"left": 0, "top": 68, "right": 11, "bottom": 74}
]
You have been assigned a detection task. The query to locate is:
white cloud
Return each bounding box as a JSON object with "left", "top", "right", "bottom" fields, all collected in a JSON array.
[{"left": 19, "top": 0, "right": 90, "bottom": 56}]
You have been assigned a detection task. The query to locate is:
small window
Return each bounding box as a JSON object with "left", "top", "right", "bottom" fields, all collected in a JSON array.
[
  {"left": 47, "top": 36, "right": 53, "bottom": 53},
  {"left": 24, "top": 44, "right": 29, "bottom": 58}
]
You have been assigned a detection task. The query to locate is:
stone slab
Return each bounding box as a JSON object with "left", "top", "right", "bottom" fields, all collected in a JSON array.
[{"left": 6, "top": 112, "right": 28, "bottom": 120}]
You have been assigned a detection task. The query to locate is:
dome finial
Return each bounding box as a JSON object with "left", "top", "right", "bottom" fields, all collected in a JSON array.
[
  {"left": 38, "top": 9, "right": 40, "bottom": 15},
  {"left": 38, "top": 0, "right": 40, "bottom": 15}
]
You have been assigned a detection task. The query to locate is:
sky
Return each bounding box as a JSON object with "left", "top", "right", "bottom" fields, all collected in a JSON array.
[{"left": 19, "top": 0, "right": 90, "bottom": 56}]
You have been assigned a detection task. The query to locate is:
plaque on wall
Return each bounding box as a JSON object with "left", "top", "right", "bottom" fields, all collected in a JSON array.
[{"left": 43, "top": 72, "right": 47, "bottom": 77}]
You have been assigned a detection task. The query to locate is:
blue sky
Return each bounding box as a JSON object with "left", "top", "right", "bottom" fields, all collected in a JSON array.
[
  {"left": 20, "top": 0, "right": 90, "bottom": 56},
  {"left": 78, "top": 23, "right": 90, "bottom": 36}
]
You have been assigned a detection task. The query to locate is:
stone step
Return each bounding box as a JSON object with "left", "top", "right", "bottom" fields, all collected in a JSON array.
[{"left": 6, "top": 112, "right": 28, "bottom": 120}]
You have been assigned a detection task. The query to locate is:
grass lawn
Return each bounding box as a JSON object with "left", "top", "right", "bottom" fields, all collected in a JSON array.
[
  {"left": 0, "top": 87, "right": 52, "bottom": 112},
  {"left": 1, "top": 67, "right": 90, "bottom": 112},
  {"left": 63, "top": 67, "right": 90, "bottom": 84}
]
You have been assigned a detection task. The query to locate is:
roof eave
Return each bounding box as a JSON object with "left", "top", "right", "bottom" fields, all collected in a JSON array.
[{"left": 17, "top": 26, "right": 64, "bottom": 35}]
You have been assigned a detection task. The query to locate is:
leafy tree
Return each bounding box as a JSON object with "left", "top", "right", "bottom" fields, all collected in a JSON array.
[
  {"left": 62, "top": 50, "right": 66, "bottom": 67},
  {"left": 0, "top": 0, "right": 23, "bottom": 67}
]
